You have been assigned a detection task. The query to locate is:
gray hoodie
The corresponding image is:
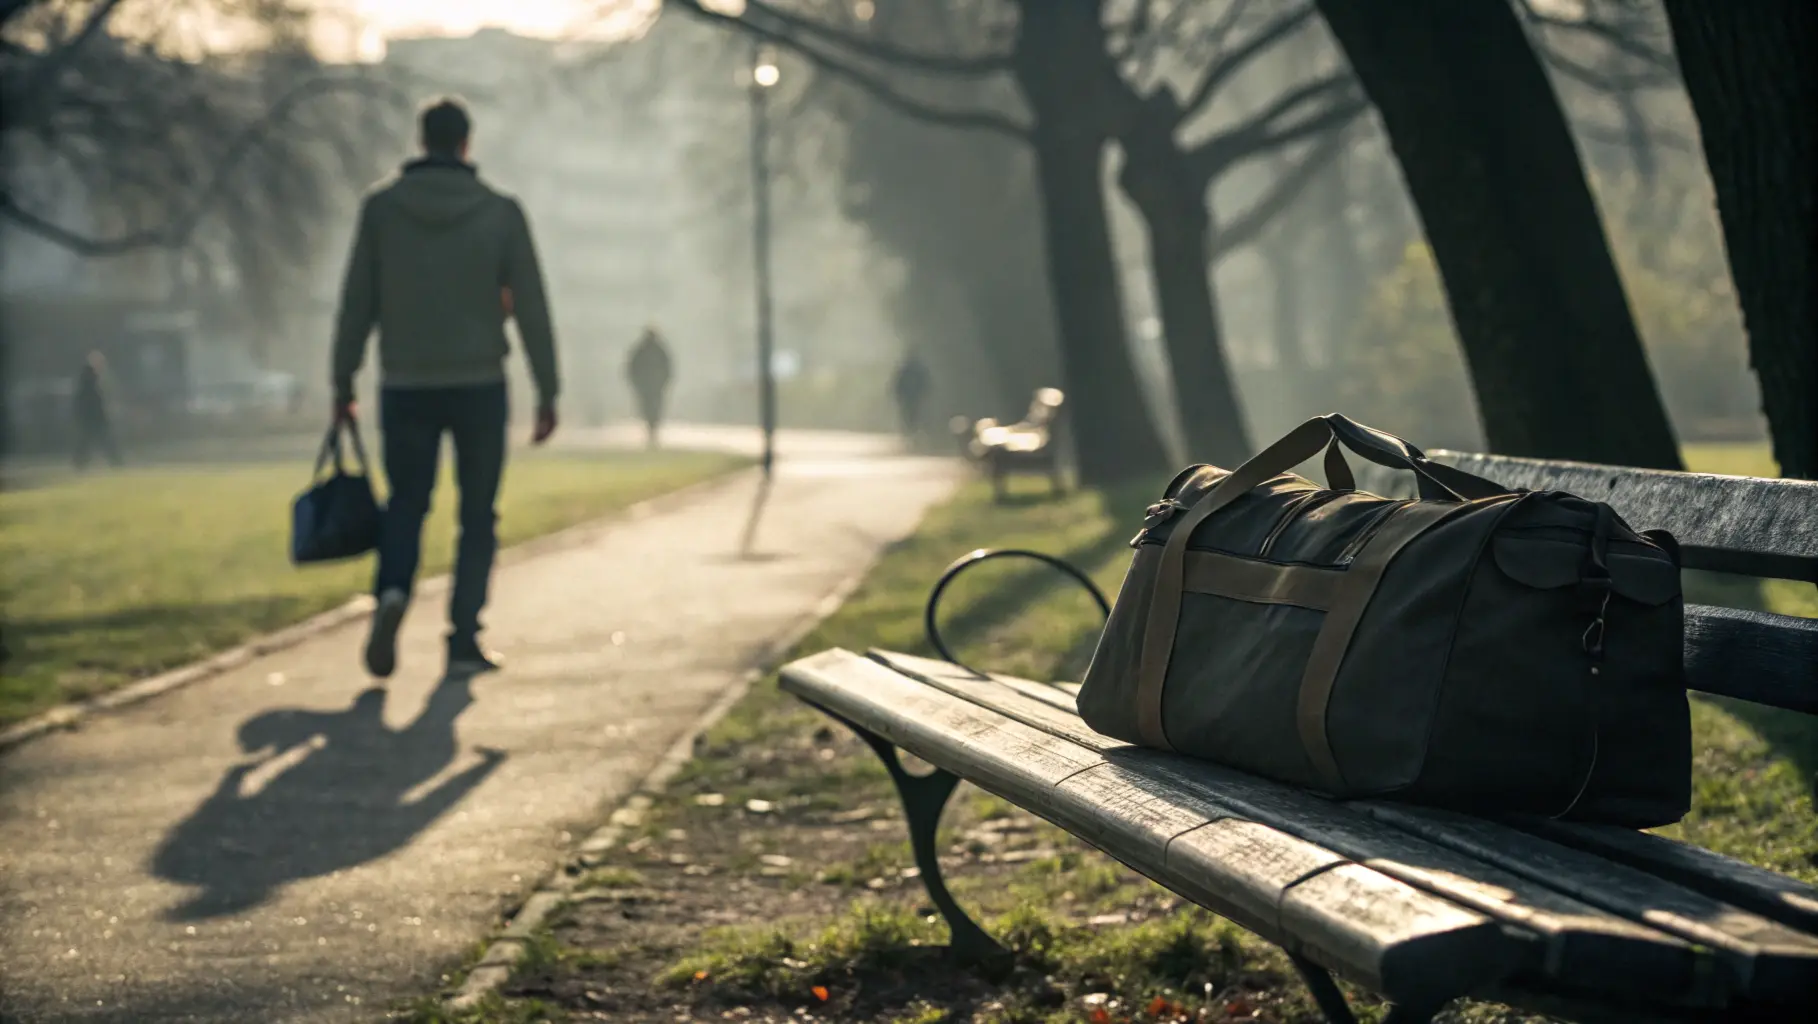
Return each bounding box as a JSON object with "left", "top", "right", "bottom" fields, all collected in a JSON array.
[{"left": 331, "top": 159, "right": 559, "bottom": 406}]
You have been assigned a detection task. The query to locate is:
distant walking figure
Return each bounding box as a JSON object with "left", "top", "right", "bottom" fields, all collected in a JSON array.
[
  {"left": 331, "top": 96, "right": 561, "bottom": 679},
  {"left": 890, "top": 352, "right": 931, "bottom": 439},
  {"left": 626, "top": 326, "right": 673, "bottom": 449},
  {"left": 72, "top": 350, "right": 123, "bottom": 469}
]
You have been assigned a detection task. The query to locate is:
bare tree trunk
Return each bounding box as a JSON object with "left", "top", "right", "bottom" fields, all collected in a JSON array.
[
  {"left": 1661, "top": 0, "right": 1818, "bottom": 478},
  {"left": 1013, "top": 1, "right": 1170, "bottom": 483},
  {"left": 1316, "top": 0, "right": 1683, "bottom": 469},
  {"left": 1024, "top": 122, "right": 1172, "bottom": 482},
  {"left": 1116, "top": 110, "right": 1252, "bottom": 466}
]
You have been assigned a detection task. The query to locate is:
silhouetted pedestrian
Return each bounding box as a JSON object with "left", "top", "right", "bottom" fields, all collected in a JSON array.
[
  {"left": 626, "top": 326, "right": 673, "bottom": 449},
  {"left": 72, "top": 350, "right": 123, "bottom": 469},
  {"left": 331, "top": 96, "right": 562, "bottom": 679},
  {"left": 891, "top": 353, "right": 931, "bottom": 439}
]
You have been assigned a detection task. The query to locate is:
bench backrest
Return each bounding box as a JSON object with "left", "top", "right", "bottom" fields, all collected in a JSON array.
[{"left": 1354, "top": 452, "right": 1818, "bottom": 716}]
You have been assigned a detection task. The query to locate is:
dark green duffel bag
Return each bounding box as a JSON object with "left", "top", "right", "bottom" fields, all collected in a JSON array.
[{"left": 1077, "top": 414, "right": 1691, "bottom": 827}]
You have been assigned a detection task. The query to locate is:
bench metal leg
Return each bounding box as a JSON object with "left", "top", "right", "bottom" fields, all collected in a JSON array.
[
  {"left": 848, "top": 725, "right": 1009, "bottom": 966},
  {"left": 1292, "top": 955, "right": 1361, "bottom": 1024},
  {"left": 1290, "top": 954, "right": 1439, "bottom": 1024}
]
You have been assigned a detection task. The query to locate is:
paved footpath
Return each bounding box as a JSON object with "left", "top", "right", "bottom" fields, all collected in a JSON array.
[{"left": 0, "top": 444, "right": 961, "bottom": 1023}]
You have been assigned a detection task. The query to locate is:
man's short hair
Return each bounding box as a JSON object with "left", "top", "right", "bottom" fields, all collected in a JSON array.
[{"left": 420, "top": 97, "right": 471, "bottom": 157}]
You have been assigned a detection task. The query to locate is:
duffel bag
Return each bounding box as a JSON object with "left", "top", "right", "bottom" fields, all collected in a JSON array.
[
  {"left": 290, "top": 420, "right": 383, "bottom": 565},
  {"left": 1077, "top": 414, "right": 1691, "bottom": 827}
]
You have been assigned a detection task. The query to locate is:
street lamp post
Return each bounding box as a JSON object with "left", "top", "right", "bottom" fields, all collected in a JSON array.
[{"left": 750, "top": 43, "right": 779, "bottom": 479}]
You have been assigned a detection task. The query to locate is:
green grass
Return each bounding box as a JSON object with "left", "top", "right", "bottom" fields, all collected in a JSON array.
[
  {"left": 687, "top": 442, "right": 1818, "bottom": 1003},
  {"left": 0, "top": 448, "right": 746, "bottom": 725},
  {"left": 457, "top": 441, "right": 1814, "bottom": 1022}
]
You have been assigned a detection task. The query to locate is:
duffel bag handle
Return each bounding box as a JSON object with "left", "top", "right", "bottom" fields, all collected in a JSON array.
[
  {"left": 1324, "top": 415, "right": 1508, "bottom": 503},
  {"left": 311, "top": 420, "right": 372, "bottom": 481},
  {"left": 1130, "top": 414, "right": 1512, "bottom": 751}
]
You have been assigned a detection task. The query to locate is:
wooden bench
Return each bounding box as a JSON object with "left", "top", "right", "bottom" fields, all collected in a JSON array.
[
  {"left": 779, "top": 451, "right": 1818, "bottom": 1022},
  {"left": 954, "top": 387, "right": 1066, "bottom": 502}
]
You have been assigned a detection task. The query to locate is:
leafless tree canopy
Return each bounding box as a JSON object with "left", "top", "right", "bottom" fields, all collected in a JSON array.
[{"left": 1, "top": 0, "right": 406, "bottom": 277}]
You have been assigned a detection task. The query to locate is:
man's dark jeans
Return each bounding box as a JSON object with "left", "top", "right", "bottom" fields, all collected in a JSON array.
[{"left": 375, "top": 382, "right": 507, "bottom": 642}]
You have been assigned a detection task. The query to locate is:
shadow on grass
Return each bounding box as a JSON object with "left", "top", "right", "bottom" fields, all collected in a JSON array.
[
  {"left": 1684, "top": 570, "right": 1818, "bottom": 798},
  {"left": 150, "top": 672, "right": 504, "bottom": 920}
]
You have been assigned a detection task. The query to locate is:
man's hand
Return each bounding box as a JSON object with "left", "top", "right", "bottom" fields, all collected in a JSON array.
[
  {"left": 334, "top": 399, "right": 358, "bottom": 425},
  {"left": 532, "top": 406, "right": 558, "bottom": 446}
]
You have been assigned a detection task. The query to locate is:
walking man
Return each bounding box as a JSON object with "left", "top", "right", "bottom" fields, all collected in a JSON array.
[
  {"left": 625, "top": 325, "right": 673, "bottom": 449},
  {"left": 330, "top": 97, "right": 560, "bottom": 678},
  {"left": 72, "top": 350, "right": 123, "bottom": 469},
  {"left": 890, "top": 352, "right": 930, "bottom": 440}
]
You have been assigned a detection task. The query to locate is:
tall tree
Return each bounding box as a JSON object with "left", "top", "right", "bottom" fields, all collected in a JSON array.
[
  {"left": 1314, "top": 0, "right": 1683, "bottom": 469},
  {"left": 673, "top": 0, "right": 1366, "bottom": 474},
  {"left": 672, "top": 0, "right": 1172, "bottom": 484},
  {"left": 1110, "top": 2, "right": 1365, "bottom": 464},
  {"left": 821, "top": 2, "right": 1058, "bottom": 419},
  {"left": 1659, "top": 0, "right": 1818, "bottom": 478}
]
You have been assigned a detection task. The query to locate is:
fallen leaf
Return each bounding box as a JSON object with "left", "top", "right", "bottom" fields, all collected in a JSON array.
[
  {"left": 694, "top": 793, "right": 726, "bottom": 807},
  {"left": 693, "top": 970, "right": 709, "bottom": 982},
  {"left": 811, "top": 985, "right": 829, "bottom": 1002},
  {"left": 1148, "top": 996, "right": 1171, "bottom": 1017},
  {"left": 746, "top": 799, "right": 775, "bottom": 814},
  {"left": 759, "top": 854, "right": 794, "bottom": 867},
  {"left": 1090, "top": 1009, "right": 1112, "bottom": 1024}
]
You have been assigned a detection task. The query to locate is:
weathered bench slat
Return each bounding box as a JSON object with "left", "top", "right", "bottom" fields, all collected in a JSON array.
[
  {"left": 1684, "top": 604, "right": 1818, "bottom": 713},
  {"left": 872, "top": 650, "right": 1723, "bottom": 1008},
  {"left": 1358, "top": 802, "right": 1818, "bottom": 1004},
  {"left": 1355, "top": 454, "right": 1818, "bottom": 582},
  {"left": 1513, "top": 817, "right": 1818, "bottom": 934},
  {"left": 781, "top": 649, "right": 1521, "bottom": 1006}
]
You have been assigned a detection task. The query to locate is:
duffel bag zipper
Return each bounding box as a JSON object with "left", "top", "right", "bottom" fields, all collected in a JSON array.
[{"left": 1335, "top": 499, "right": 1415, "bottom": 565}]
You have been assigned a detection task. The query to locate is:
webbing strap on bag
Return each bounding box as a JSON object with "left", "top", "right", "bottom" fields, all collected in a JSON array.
[
  {"left": 1133, "top": 414, "right": 1511, "bottom": 753},
  {"left": 1292, "top": 502, "right": 1458, "bottom": 791}
]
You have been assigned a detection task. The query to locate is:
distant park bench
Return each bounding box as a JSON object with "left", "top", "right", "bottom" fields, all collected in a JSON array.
[
  {"left": 953, "top": 387, "right": 1065, "bottom": 502},
  {"left": 781, "top": 451, "right": 1818, "bottom": 1022}
]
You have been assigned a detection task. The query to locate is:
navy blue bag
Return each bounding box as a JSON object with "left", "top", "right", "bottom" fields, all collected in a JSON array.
[{"left": 290, "top": 422, "right": 383, "bottom": 565}]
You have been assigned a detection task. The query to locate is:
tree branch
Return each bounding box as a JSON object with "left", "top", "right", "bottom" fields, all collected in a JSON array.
[
  {"left": 1211, "top": 126, "right": 1353, "bottom": 258},
  {"left": 1536, "top": 43, "right": 1677, "bottom": 92},
  {"left": 1517, "top": 0, "right": 1677, "bottom": 72},
  {"left": 670, "top": 0, "right": 1030, "bottom": 142},
  {"left": 1176, "top": 2, "right": 1316, "bottom": 126},
  {"left": 1187, "top": 72, "right": 1363, "bottom": 180},
  {"left": 0, "top": 72, "right": 405, "bottom": 257},
  {"left": 1575, "top": 117, "right": 1694, "bottom": 154},
  {"left": 671, "top": 0, "right": 1011, "bottom": 76},
  {"left": 9, "top": 0, "right": 128, "bottom": 109},
  {"left": 1115, "top": 0, "right": 1206, "bottom": 81}
]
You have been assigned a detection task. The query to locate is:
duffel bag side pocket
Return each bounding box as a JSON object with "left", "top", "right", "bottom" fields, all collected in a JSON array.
[{"left": 1569, "top": 526, "right": 1690, "bottom": 828}]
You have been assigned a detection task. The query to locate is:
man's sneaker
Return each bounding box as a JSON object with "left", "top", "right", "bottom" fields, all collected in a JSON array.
[
  {"left": 447, "top": 636, "right": 502, "bottom": 675},
  {"left": 364, "top": 589, "right": 409, "bottom": 679}
]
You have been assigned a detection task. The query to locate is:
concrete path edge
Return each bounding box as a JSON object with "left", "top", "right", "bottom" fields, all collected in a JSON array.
[
  {"left": 0, "top": 467, "right": 758, "bottom": 757},
  {"left": 444, "top": 562, "right": 875, "bottom": 1011}
]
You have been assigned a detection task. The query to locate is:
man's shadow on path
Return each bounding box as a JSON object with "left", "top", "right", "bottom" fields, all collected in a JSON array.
[{"left": 151, "top": 671, "right": 505, "bottom": 921}]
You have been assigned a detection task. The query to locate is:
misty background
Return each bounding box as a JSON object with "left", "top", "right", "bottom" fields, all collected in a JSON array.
[{"left": 0, "top": 0, "right": 1764, "bottom": 466}]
